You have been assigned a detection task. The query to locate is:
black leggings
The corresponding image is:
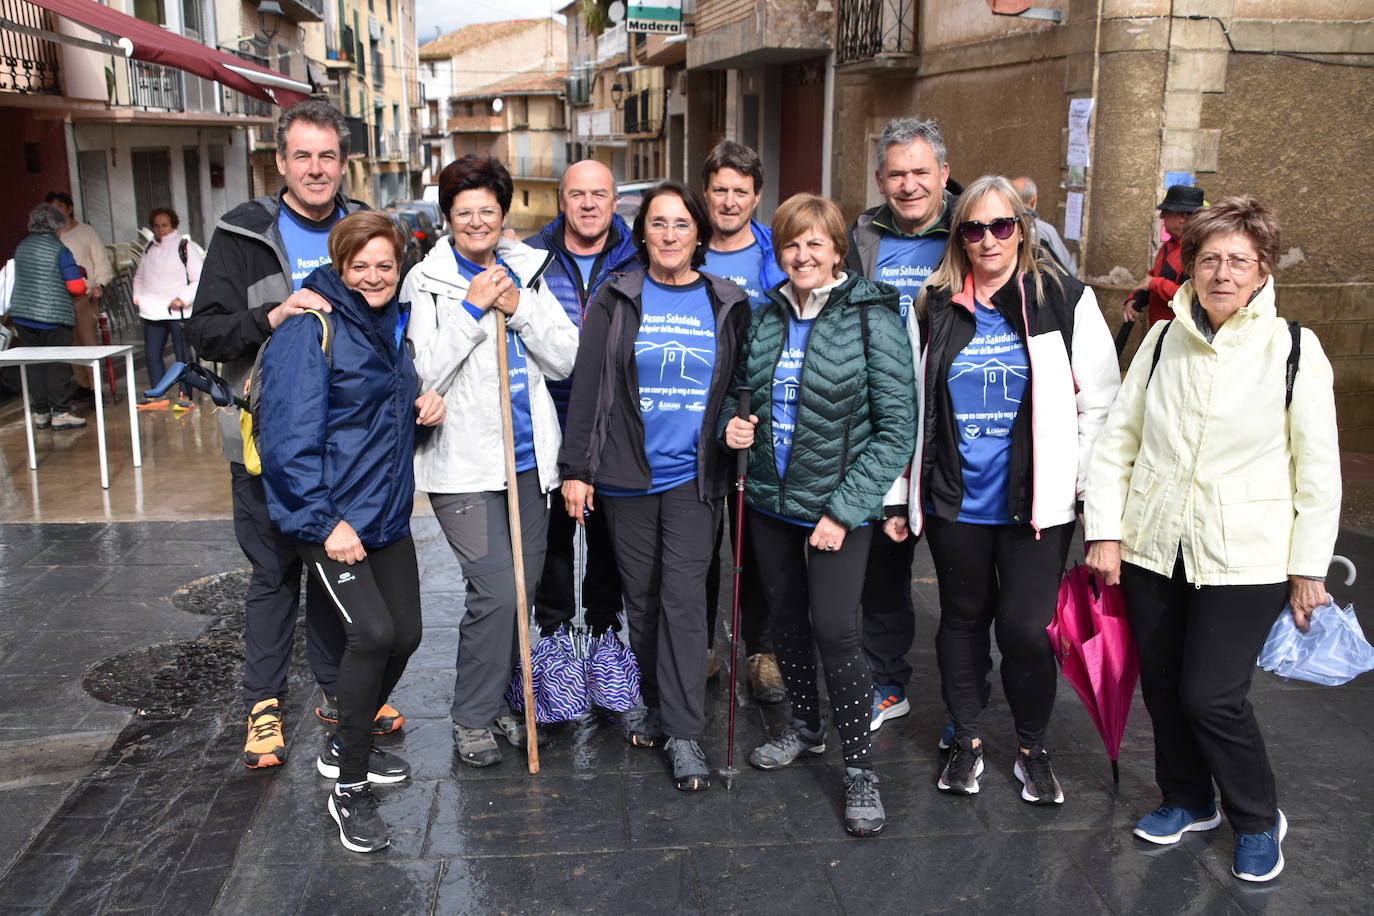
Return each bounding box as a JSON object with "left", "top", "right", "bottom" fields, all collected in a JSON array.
[
  {"left": 300, "top": 536, "right": 423, "bottom": 784},
  {"left": 926, "top": 516, "right": 1073, "bottom": 749},
  {"left": 1122, "top": 556, "right": 1285, "bottom": 834},
  {"left": 748, "top": 509, "right": 875, "bottom": 768}
]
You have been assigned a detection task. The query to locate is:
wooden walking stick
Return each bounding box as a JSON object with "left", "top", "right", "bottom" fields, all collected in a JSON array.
[{"left": 495, "top": 310, "right": 539, "bottom": 774}]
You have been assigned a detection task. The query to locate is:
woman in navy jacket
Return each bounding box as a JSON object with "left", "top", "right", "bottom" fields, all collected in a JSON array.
[{"left": 257, "top": 211, "right": 445, "bottom": 854}]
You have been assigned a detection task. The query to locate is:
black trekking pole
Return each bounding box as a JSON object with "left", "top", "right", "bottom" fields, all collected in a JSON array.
[{"left": 719, "top": 385, "right": 753, "bottom": 790}]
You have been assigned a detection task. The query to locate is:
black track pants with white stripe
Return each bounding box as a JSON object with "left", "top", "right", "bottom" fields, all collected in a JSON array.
[{"left": 299, "top": 536, "right": 422, "bottom": 784}]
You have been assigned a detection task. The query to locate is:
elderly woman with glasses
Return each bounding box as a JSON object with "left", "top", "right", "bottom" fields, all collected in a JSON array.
[
  {"left": 1085, "top": 196, "right": 1339, "bottom": 883},
  {"left": 403, "top": 155, "right": 579, "bottom": 770},
  {"left": 891, "top": 175, "right": 1119, "bottom": 805},
  {"left": 559, "top": 180, "right": 750, "bottom": 791}
]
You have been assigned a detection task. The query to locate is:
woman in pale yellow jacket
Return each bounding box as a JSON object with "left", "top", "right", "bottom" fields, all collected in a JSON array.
[{"left": 1084, "top": 196, "right": 1339, "bottom": 884}]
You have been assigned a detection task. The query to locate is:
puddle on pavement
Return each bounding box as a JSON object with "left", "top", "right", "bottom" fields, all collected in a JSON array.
[{"left": 81, "top": 569, "right": 306, "bottom": 718}]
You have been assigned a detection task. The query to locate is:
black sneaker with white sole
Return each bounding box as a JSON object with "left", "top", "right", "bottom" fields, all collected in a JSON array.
[
  {"left": 328, "top": 783, "right": 389, "bottom": 853},
  {"left": 316, "top": 734, "right": 411, "bottom": 784},
  {"left": 937, "top": 740, "right": 985, "bottom": 795},
  {"left": 1014, "top": 746, "right": 1064, "bottom": 805}
]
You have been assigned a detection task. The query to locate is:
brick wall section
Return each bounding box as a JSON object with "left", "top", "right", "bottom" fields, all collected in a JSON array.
[{"left": 696, "top": 0, "right": 756, "bottom": 33}]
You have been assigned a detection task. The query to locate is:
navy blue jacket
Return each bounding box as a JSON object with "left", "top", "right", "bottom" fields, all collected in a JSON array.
[
  {"left": 524, "top": 214, "right": 639, "bottom": 424},
  {"left": 258, "top": 266, "right": 419, "bottom": 548}
]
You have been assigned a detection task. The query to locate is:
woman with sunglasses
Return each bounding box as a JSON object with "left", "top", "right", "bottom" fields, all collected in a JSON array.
[
  {"left": 559, "top": 181, "right": 750, "bottom": 791},
  {"left": 893, "top": 175, "right": 1118, "bottom": 804}
]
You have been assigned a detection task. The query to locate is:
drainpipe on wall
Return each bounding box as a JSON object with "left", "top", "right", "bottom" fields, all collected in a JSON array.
[{"left": 1078, "top": 0, "right": 1104, "bottom": 276}]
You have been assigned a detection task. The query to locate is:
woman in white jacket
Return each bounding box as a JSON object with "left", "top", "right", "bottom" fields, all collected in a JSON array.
[
  {"left": 403, "top": 156, "right": 578, "bottom": 768},
  {"left": 132, "top": 208, "right": 200, "bottom": 407},
  {"left": 1085, "top": 196, "right": 1340, "bottom": 883}
]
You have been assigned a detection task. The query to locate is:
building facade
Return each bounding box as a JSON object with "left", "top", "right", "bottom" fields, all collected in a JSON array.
[{"left": 829, "top": 0, "right": 1374, "bottom": 447}]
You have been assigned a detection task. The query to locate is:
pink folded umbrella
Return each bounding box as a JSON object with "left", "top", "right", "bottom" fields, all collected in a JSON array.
[{"left": 1047, "top": 564, "right": 1140, "bottom": 784}]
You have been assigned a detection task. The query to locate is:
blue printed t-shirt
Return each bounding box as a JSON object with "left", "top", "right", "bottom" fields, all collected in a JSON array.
[
  {"left": 771, "top": 317, "right": 813, "bottom": 481},
  {"left": 277, "top": 204, "right": 339, "bottom": 291},
  {"left": 874, "top": 234, "right": 944, "bottom": 322},
  {"left": 570, "top": 252, "right": 598, "bottom": 288},
  {"left": 453, "top": 247, "right": 537, "bottom": 473},
  {"left": 704, "top": 241, "right": 768, "bottom": 310},
  {"left": 601, "top": 276, "right": 716, "bottom": 496},
  {"left": 947, "top": 302, "right": 1028, "bottom": 524}
]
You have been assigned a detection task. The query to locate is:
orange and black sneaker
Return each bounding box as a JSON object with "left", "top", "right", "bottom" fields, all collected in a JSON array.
[
  {"left": 243, "top": 698, "right": 286, "bottom": 768},
  {"left": 315, "top": 694, "right": 406, "bottom": 735}
]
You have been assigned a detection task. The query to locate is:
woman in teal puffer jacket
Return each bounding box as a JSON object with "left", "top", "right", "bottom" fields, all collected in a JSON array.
[{"left": 720, "top": 193, "right": 915, "bottom": 837}]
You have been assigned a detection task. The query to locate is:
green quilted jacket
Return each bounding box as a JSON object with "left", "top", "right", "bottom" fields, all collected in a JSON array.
[{"left": 719, "top": 272, "right": 916, "bottom": 530}]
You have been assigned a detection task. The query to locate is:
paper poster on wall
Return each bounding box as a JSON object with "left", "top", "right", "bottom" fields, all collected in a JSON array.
[
  {"left": 627, "top": 0, "right": 682, "bottom": 34},
  {"left": 1063, "top": 191, "right": 1084, "bottom": 241},
  {"left": 1066, "top": 98, "right": 1095, "bottom": 168}
]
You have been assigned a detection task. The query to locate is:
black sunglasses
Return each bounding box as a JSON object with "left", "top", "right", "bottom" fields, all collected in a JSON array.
[{"left": 957, "top": 217, "right": 1019, "bottom": 243}]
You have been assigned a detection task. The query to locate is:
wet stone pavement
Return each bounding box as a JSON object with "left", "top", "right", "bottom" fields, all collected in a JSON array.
[{"left": 1, "top": 518, "right": 1373, "bottom": 914}]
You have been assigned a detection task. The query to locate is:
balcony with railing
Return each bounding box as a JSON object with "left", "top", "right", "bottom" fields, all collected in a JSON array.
[
  {"left": 836, "top": 0, "right": 917, "bottom": 68},
  {"left": 0, "top": 0, "right": 62, "bottom": 95},
  {"left": 344, "top": 115, "right": 370, "bottom": 157},
  {"left": 622, "top": 88, "right": 663, "bottom": 136},
  {"left": 124, "top": 58, "right": 183, "bottom": 109},
  {"left": 446, "top": 113, "right": 504, "bottom": 134},
  {"left": 275, "top": 0, "right": 324, "bottom": 24}
]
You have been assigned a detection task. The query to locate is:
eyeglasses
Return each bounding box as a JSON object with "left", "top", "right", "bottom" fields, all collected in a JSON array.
[
  {"left": 647, "top": 219, "right": 695, "bottom": 235},
  {"left": 453, "top": 207, "right": 501, "bottom": 224},
  {"left": 1195, "top": 254, "right": 1258, "bottom": 274},
  {"left": 957, "top": 218, "right": 1019, "bottom": 243}
]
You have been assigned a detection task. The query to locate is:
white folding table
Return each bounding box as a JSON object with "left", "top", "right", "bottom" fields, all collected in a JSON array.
[{"left": 0, "top": 345, "right": 142, "bottom": 488}]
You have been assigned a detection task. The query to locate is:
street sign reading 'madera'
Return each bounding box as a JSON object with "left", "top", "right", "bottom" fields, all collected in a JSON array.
[{"left": 627, "top": 0, "right": 682, "bottom": 34}]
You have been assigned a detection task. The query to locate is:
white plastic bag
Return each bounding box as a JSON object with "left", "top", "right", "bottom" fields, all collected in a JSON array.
[{"left": 1258, "top": 598, "right": 1374, "bottom": 686}]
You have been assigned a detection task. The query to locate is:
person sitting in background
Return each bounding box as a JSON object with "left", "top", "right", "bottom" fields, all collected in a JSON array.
[
  {"left": 133, "top": 207, "right": 201, "bottom": 408},
  {"left": 8, "top": 202, "right": 88, "bottom": 430}
]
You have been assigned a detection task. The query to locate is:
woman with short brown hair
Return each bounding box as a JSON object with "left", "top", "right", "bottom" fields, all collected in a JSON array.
[
  {"left": 257, "top": 209, "right": 445, "bottom": 854},
  {"left": 1086, "top": 196, "right": 1340, "bottom": 882}
]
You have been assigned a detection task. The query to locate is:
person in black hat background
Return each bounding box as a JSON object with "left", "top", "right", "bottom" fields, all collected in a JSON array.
[{"left": 1123, "top": 184, "right": 1205, "bottom": 327}]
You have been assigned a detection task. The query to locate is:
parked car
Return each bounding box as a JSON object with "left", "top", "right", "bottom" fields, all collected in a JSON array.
[
  {"left": 389, "top": 199, "right": 444, "bottom": 232},
  {"left": 388, "top": 212, "right": 423, "bottom": 281},
  {"left": 614, "top": 181, "right": 657, "bottom": 223},
  {"left": 390, "top": 208, "right": 439, "bottom": 255}
]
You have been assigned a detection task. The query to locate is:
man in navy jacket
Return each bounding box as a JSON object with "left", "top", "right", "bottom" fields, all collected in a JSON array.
[{"left": 524, "top": 160, "right": 637, "bottom": 637}]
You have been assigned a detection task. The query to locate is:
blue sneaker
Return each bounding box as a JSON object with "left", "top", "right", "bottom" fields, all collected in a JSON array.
[
  {"left": 1233, "top": 810, "right": 1287, "bottom": 882},
  {"left": 1133, "top": 802, "right": 1222, "bottom": 845},
  {"left": 937, "top": 714, "right": 955, "bottom": 750},
  {"left": 869, "top": 684, "right": 910, "bottom": 732}
]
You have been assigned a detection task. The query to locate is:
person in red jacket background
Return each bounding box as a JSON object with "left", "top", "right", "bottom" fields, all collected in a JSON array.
[{"left": 1123, "top": 185, "right": 1205, "bottom": 326}]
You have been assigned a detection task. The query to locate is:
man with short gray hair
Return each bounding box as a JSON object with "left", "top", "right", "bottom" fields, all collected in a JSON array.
[
  {"left": 1011, "top": 176, "right": 1076, "bottom": 275},
  {"left": 188, "top": 100, "right": 390, "bottom": 772},
  {"left": 846, "top": 117, "right": 957, "bottom": 735}
]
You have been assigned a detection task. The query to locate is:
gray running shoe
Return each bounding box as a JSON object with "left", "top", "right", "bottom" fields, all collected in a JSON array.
[
  {"left": 843, "top": 767, "right": 885, "bottom": 836},
  {"left": 938, "top": 740, "right": 985, "bottom": 795},
  {"left": 454, "top": 725, "right": 502, "bottom": 768},
  {"left": 50, "top": 410, "right": 86, "bottom": 430},
  {"left": 749, "top": 721, "right": 826, "bottom": 770},
  {"left": 664, "top": 737, "right": 710, "bottom": 791},
  {"left": 623, "top": 705, "right": 664, "bottom": 748},
  {"left": 491, "top": 713, "right": 526, "bottom": 748},
  {"left": 1014, "top": 746, "right": 1065, "bottom": 805}
]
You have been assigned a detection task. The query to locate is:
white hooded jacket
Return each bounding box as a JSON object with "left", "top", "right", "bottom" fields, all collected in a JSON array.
[
  {"left": 1084, "top": 278, "right": 1340, "bottom": 585},
  {"left": 404, "top": 236, "right": 579, "bottom": 495}
]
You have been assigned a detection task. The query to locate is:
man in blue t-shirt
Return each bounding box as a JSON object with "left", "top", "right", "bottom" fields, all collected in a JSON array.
[
  {"left": 698, "top": 140, "right": 786, "bottom": 704},
  {"left": 524, "top": 160, "right": 639, "bottom": 639},
  {"left": 188, "top": 101, "right": 380, "bottom": 771},
  {"left": 845, "top": 117, "right": 962, "bottom": 735}
]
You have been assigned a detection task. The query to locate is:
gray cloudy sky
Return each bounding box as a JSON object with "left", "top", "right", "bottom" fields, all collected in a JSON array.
[{"left": 415, "top": 0, "right": 566, "bottom": 45}]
